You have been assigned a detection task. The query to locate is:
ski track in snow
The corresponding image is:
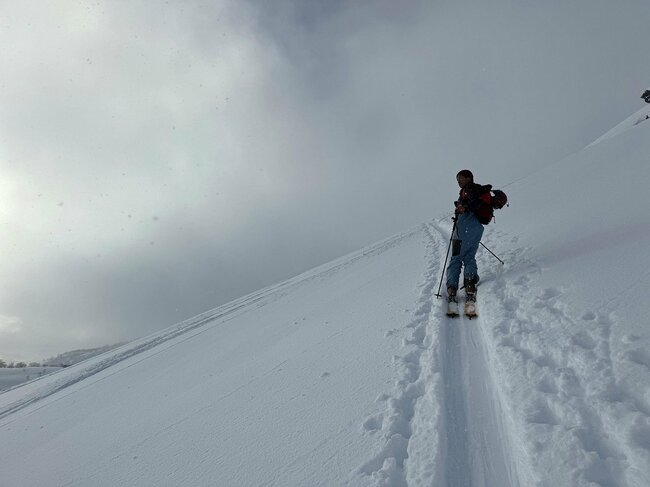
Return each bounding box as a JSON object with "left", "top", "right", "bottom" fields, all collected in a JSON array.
[
  {"left": 352, "top": 222, "right": 650, "bottom": 487},
  {"left": 350, "top": 223, "right": 443, "bottom": 487},
  {"left": 350, "top": 222, "right": 519, "bottom": 487},
  {"left": 476, "top": 230, "right": 650, "bottom": 487}
]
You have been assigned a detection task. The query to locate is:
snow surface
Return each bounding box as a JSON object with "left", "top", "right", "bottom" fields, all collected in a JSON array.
[
  {"left": 0, "top": 346, "right": 124, "bottom": 392},
  {"left": 43, "top": 344, "right": 125, "bottom": 367},
  {"left": 1, "top": 111, "right": 650, "bottom": 486},
  {"left": 586, "top": 105, "right": 650, "bottom": 148},
  {"left": 0, "top": 367, "right": 62, "bottom": 392}
]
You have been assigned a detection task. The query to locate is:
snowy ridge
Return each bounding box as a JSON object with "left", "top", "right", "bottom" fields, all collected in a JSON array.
[{"left": 586, "top": 105, "right": 650, "bottom": 148}]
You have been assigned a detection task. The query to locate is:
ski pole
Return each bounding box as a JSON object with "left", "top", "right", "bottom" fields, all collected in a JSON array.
[
  {"left": 435, "top": 218, "right": 457, "bottom": 298},
  {"left": 458, "top": 242, "right": 506, "bottom": 291},
  {"left": 480, "top": 242, "right": 504, "bottom": 265}
]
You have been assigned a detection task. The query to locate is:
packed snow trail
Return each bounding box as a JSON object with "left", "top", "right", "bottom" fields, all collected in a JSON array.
[
  {"left": 441, "top": 318, "right": 517, "bottom": 487},
  {"left": 435, "top": 222, "right": 518, "bottom": 487},
  {"left": 352, "top": 222, "right": 520, "bottom": 486}
]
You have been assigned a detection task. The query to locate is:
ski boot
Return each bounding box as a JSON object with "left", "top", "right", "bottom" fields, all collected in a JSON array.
[
  {"left": 463, "top": 276, "right": 478, "bottom": 318},
  {"left": 446, "top": 287, "right": 459, "bottom": 317}
]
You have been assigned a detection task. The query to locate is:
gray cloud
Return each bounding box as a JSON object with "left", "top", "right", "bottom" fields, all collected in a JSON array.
[{"left": 1, "top": 0, "right": 649, "bottom": 360}]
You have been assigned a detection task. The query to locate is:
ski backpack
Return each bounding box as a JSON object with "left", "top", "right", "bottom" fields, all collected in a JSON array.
[{"left": 474, "top": 184, "right": 508, "bottom": 225}]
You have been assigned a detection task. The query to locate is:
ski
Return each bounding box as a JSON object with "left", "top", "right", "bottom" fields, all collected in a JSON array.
[
  {"left": 446, "top": 296, "right": 460, "bottom": 317},
  {"left": 464, "top": 295, "right": 478, "bottom": 319}
]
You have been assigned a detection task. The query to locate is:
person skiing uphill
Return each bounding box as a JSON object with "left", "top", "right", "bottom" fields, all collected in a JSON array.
[
  {"left": 642, "top": 89, "right": 650, "bottom": 103},
  {"left": 446, "top": 170, "right": 486, "bottom": 304}
]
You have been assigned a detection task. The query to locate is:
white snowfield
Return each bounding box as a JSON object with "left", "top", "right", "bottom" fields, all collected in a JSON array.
[
  {"left": 587, "top": 105, "right": 650, "bottom": 148},
  {"left": 1, "top": 113, "right": 650, "bottom": 487},
  {"left": 0, "top": 367, "right": 62, "bottom": 392}
]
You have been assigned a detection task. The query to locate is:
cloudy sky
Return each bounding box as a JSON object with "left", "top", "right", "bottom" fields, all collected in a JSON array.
[{"left": 1, "top": 0, "right": 649, "bottom": 362}]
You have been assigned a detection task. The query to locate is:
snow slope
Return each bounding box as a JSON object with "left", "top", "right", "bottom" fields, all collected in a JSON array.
[
  {"left": 1, "top": 112, "right": 650, "bottom": 487},
  {"left": 587, "top": 105, "right": 650, "bottom": 148},
  {"left": 43, "top": 344, "right": 125, "bottom": 367},
  {"left": 0, "top": 367, "right": 62, "bottom": 392}
]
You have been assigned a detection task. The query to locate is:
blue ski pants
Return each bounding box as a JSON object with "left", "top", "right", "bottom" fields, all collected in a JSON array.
[{"left": 446, "top": 212, "right": 484, "bottom": 290}]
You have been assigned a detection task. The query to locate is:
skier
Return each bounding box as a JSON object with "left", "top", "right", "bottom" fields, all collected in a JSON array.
[
  {"left": 642, "top": 89, "right": 650, "bottom": 103},
  {"left": 446, "top": 170, "right": 486, "bottom": 307}
]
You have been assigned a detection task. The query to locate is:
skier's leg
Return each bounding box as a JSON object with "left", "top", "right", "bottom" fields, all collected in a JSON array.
[
  {"left": 462, "top": 240, "right": 481, "bottom": 281},
  {"left": 461, "top": 219, "right": 484, "bottom": 285}
]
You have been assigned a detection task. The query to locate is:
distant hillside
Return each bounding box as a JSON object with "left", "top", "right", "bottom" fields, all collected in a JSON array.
[
  {"left": 44, "top": 343, "right": 125, "bottom": 367},
  {"left": 0, "top": 366, "right": 62, "bottom": 392},
  {"left": 0, "top": 343, "right": 125, "bottom": 392}
]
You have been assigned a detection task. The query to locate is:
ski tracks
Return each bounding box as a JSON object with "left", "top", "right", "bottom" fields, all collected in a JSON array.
[
  {"left": 476, "top": 230, "right": 650, "bottom": 486},
  {"left": 350, "top": 222, "right": 518, "bottom": 487},
  {"left": 349, "top": 223, "right": 445, "bottom": 486},
  {"left": 339, "top": 220, "right": 649, "bottom": 486}
]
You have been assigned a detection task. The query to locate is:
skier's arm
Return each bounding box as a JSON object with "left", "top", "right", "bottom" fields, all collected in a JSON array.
[{"left": 456, "top": 187, "right": 481, "bottom": 213}]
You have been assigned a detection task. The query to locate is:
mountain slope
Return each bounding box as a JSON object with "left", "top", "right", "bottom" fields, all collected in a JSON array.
[
  {"left": 470, "top": 112, "right": 650, "bottom": 487},
  {"left": 587, "top": 105, "right": 650, "bottom": 148},
  {"left": 0, "top": 230, "right": 433, "bottom": 486},
  {"left": 1, "top": 111, "right": 650, "bottom": 486}
]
